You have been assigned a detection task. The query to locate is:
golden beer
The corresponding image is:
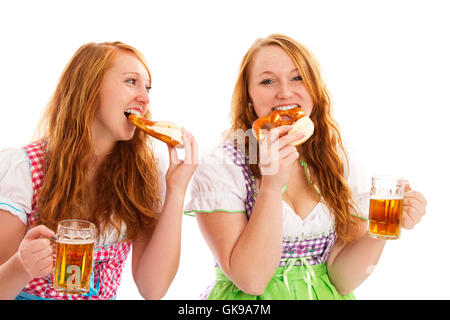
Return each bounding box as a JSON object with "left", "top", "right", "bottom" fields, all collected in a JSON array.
[
  {"left": 368, "top": 175, "right": 405, "bottom": 240},
  {"left": 53, "top": 219, "right": 96, "bottom": 294},
  {"left": 369, "top": 198, "right": 403, "bottom": 239},
  {"left": 54, "top": 239, "right": 95, "bottom": 294}
]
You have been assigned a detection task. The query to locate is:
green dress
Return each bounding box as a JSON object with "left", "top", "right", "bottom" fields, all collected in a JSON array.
[
  {"left": 209, "top": 262, "right": 355, "bottom": 300},
  {"left": 186, "top": 142, "right": 361, "bottom": 300}
]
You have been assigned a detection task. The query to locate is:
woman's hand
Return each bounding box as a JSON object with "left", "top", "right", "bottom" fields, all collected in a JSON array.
[
  {"left": 259, "top": 125, "right": 304, "bottom": 192},
  {"left": 401, "top": 182, "right": 427, "bottom": 229},
  {"left": 131, "top": 128, "right": 198, "bottom": 299},
  {"left": 18, "top": 225, "right": 55, "bottom": 280},
  {"left": 165, "top": 128, "right": 199, "bottom": 196}
]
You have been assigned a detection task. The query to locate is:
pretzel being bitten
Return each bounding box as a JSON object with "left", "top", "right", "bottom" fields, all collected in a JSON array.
[
  {"left": 252, "top": 107, "right": 314, "bottom": 146},
  {"left": 125, "top": 112, "right": 184, "bottom": 148}
]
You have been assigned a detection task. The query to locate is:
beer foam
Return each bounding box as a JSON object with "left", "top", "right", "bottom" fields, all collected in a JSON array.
[
  {"left": 370, "top": 196, "right": 404, "bottom": 200},
  {"left": 56, "top": 238, "right": 95, "bottom": 245}
]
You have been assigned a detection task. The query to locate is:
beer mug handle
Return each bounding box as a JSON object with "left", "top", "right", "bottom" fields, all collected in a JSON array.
[{"left": 49, "top": 233, "right": 59, "bottom": 243}]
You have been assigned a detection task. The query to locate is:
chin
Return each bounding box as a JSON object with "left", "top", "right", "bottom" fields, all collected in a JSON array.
[{"left": 118, "top": 129, "right": 136, "bottom": 142}]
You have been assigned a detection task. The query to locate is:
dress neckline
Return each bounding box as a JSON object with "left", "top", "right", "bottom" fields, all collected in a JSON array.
[{"left": 282, "top": 200, "right": 323, "bottom": 223}]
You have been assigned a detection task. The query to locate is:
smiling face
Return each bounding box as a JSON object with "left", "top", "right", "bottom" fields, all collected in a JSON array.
[
  {"left": 92, "top": 51, "right": 151, "bottom": 155},
  {"left": 247, "top": 45, "right": 313, "bottom": 119}
]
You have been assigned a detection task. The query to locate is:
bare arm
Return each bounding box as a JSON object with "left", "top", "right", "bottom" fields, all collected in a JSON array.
[
  {"left": 327, "top": 187, "right": 427, "bottom": 295},
  {"left": 0, "top": 210, "right": 28, "bottom": 299},
  {"left": 0, "top": 211, "right": 54, "bottom": 299},
  {"left": 327, "top": 219, "right": 386, "bottom": 295},
  {"left": 131, "top": 189, "right": 185, "bottom": 300},
  {"left": 196, "top": 187, "right": 283, "bottom": 295},
  {"left": 131, "top": 129, "right": 198, "bottom": 300},
  {"left": 0, "top": 210, "right": 27, "bottom": 265},
  {"left": 196, "top": 127, "right": 304, "bottom": 295}
]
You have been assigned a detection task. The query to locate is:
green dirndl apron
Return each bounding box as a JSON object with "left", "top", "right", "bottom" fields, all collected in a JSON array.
[
  {"left": 208, "top": 259, "right": 355, "bottom": 300},
  {"left": 201, "top": 142, "right": 356, "bottom": 300}
]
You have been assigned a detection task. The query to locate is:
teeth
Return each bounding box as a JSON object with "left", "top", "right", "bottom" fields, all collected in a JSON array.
[
  {"left": 274, "top": 105, "right": 299, "bottom": 111},
  {"left": 124, "top": 109, "right": 141, "bottom": 116}
]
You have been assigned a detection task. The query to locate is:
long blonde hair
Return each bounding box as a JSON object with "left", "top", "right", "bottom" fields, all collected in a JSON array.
[
  {"left": 34, "top": 42, "right": 160, "bottom": 241},
  {"left": 228, "top": 34, "right": 359, "bottom": 242}
]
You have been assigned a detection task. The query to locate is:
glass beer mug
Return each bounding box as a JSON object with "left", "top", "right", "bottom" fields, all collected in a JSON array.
[
  {"left": 53, "top": 219, "right": 96, "bottom": 294},
  {"left": 368, "top": 175, "right": 406, "bottom": 240}
]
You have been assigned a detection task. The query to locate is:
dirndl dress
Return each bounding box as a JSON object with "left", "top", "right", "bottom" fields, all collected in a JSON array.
[
  {"left": 184, "top": 140, "right": 369, "bottom": 300},
  {"left": 1, "top": 140, "right": 132, "bottom": 300}
]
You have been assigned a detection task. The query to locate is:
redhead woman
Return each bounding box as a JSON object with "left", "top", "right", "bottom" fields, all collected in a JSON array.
[
  {"left": 0, "top": 42, "right": 198, "bottom": 300},
  {"left": 184, "top": 34, "right": 426, "bottom": 300}
]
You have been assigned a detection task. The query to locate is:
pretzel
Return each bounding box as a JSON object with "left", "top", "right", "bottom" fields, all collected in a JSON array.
[
  {"left": 252, "top": 107, "right": 314, "bottom": 146},
  {"left": 126, "top": 113, "right": 184, "bottom": 148}
]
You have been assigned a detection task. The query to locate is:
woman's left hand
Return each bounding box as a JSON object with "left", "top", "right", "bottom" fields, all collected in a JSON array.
[
  {"left": 165, "top": 128, "right": 199, "bottom": 196},
  {"left": 401, "top": 182, "right": 427, "bottom": 230}
]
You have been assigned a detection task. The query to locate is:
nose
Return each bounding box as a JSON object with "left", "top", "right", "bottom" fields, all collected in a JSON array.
[
  {"left": 276, "top": 80, "right": 293, "bottom": 99},
  {"left": 137, "top": 86, "right": 150, "bottom": 106}
]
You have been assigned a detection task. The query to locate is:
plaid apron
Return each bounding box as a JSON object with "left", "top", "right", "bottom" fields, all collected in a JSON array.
[{"left": 17, "top": 140, "right": 131, "bottom": 300}]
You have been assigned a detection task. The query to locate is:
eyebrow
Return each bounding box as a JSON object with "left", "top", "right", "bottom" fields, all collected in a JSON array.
[
  {"left": 122, "top": 72, "right": 150, "bottom": 82},
  {"left": 256, "top": 68, "right": 299, "bottom": 77}
]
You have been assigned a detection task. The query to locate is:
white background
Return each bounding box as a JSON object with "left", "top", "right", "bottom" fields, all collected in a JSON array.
[{"left": 1, "top": 0, "right": 449, "bottom": 299}]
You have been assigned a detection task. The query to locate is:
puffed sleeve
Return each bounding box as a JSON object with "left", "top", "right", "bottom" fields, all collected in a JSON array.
[
  {"left": 184, "top": 146, "right": 248, "bottom": 215},
  {"left": 342, "top": 142, "right": 371, "bottom": 219},
  {"left": 0, "top": 148, "right": 33, "bottom": 225}
]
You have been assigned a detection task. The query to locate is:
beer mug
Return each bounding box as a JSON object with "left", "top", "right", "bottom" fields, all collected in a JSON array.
[
  {"left": 53, "top": 219, "right": 96, "bottom": 294},
  {"left": 368, "top": 175, "right": 406, "bottom": 240}
]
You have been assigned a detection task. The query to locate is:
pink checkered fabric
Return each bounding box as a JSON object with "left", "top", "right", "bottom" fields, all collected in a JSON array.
[
  {"left": 21, "top": 140, "right": 132, "bottom": 300},
  {"left": 23, "top": 140, "right": 46, "bottom": 226}
]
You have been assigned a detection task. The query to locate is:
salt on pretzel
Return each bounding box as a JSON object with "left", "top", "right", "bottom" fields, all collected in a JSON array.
[
  {"left": 126, "top": 113, "right": 184, "bottom": 148},
  {"left": 252, "top": 107, "right": 314, "bottom": 146}
]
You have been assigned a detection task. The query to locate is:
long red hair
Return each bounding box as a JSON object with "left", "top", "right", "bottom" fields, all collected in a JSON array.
[
  {"left": 34, "top": 42, "right": 160, "bottom": 241},
  {"left": 227, "top": 34, "right": 360, "bottom": 242}
]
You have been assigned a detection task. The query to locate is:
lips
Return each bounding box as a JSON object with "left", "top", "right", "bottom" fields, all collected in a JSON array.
[
  {"left": 272, "top": 104, "right": 300, "bottom": 112},
  {"left": 252, "top": 106, "right": 314, "bottom": 146},
  {"left": 124, "top": 107, "right": 142, "bottom": 118}
]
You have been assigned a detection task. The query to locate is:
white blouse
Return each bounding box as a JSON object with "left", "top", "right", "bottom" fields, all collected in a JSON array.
[
  {"left": 0, "top": 147, "right": 168, "bottom": 245},
  {"left": 184, "top": 143, "right": 370, "bottom": 238}
]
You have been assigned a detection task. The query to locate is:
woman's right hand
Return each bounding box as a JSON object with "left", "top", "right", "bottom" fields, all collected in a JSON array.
[
  {"left": 259, "top": 125, "right": 304, "bottom": 192},
  {"left": 165, "top": 128, "right": 199, "bottom": 196},
  {"left": 18, "top": 225, "right": 55, "bottom": 280}
]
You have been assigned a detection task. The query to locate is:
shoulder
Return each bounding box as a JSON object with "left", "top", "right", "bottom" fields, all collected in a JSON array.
[
  {"left": 339, "top": 140, "right": 366, "bottom": 179},
  {"left": 0, "top": 147, "right": 31, "bottom": 179},
  {"left": 184, "top": 144, "right": 248, "bottom": 215},
  {"left": 339, "top": 140, "right": 371, "bottom": 218},
  {"left": 194, "top": 144, "right": 246, "bottom": 187},
  {"left": 0, "top": 147, "right": 30, "bottom": 165},
  {"left": 201, "top": 144, "right": 235, "bottom": 165},
  {"left": 0, "top": 147, "right": 34, "bottom": 225}
]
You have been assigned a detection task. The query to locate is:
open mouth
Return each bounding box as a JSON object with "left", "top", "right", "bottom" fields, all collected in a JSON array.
[
  {"left": 272, "top": 104, "right": 300, "bottom": 111},
  {"left": 124, "top": 108, "right": 141, "bottom": 118}
]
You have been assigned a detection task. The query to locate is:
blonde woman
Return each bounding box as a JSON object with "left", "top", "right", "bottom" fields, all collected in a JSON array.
[
  {"left": 0, "top": 42, "right": 198, "bottom": 300},
  {"left": 184, "top": 34, "right": 426, "bottom": 299}
]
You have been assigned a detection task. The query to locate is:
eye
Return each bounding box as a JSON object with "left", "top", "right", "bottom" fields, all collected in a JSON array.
[
  {"left": 126, "top": 78, "right": 137, "bottom": 85},
  {"left": 145, "top": 86, "right": 152, "bottom": 93},
  {"left": 259, "top": 79, "right": 273, "bottom": 85},
  {"left": 293, "top": 75, "right": 302, "bottom": 81}
]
